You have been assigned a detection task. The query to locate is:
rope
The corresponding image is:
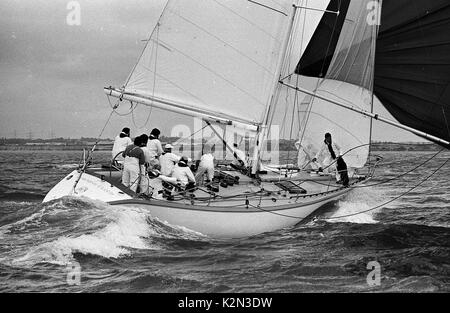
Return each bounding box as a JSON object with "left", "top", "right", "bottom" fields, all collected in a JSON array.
[
  {"left": 174, "top": 123, "right": 209, "bottom": 145},
  {"left": 72, "top": 109, "right": 116, "bottom": 192},
  {"left": 131, "top": 23, "right": 160, "bottom": 130},
  {"left": 301, "top": 148, "right": 445, "bottom": 189},
  {"left": 247, "top": 156, "right": 449, "bottom": 220},
  {"left": 322, "top": 157, "right": 450, "bottom": 220},
  {"left": 107, "top": 95, "right": 136, "bottom": 117}
]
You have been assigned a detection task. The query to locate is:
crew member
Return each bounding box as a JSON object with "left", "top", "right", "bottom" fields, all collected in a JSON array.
[
  {"left": 159, "top": 143, "right": 181, "bottom": 176},
  {"left": 138, "top": 134, "right": 150, "bottom": 194},
  {"left": 122, "top": 136, "right": 146, "bottom": 192},
  {"left": 312, "top": 133, "right": 349, "bottom": 186},
  {"left": 111, "top": 127, "right": 132, "bottom": 165},
  {"left": 172, "top": 156, "right": 196, "bottom": 188},
  {"left": 144, "top": 128, "right": 163, "bottom": 167},
  {"left": 195, "top": 145, "right": 215, "bottom": 185},
  {"left": 147, "top": 164, "right": 177, "bottom": 199}
]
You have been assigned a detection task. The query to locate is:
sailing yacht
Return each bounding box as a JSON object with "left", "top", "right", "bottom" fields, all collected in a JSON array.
[{"left": 43, "top": 0, "right": 450, "bottom": 238}]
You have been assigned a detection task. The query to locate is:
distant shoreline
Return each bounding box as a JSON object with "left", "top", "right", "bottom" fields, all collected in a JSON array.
[
  {"left": 0, "top": 145, "right": 112, "bottom": 151},
  {"left": 0, "top": 142, "right": 441, "bottom": 152}
]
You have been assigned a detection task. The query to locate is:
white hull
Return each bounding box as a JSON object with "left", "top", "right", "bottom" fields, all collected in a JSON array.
[
  {"left": 44, "top": 169, "right": 359, "bottom": 238},
  {"left": 111, "top": 197, "right": 340, "bottom": 238}
]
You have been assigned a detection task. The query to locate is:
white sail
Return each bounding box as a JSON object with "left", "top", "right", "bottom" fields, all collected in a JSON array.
[
  {"left": 298, "top": 78, "right": 376, "bottom": 168},
  {"left": 124, "top": 0, "right": 294, "bottom": 125},
  {"left": 269, "top": 0, "right": 377, "bottom": 168}
]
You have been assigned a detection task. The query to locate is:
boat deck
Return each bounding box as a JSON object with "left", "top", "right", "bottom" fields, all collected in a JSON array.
[{"left": 88, "top": 164, "right": 367, "bottom": 209}]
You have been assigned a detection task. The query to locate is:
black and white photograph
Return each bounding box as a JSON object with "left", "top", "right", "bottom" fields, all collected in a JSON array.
[{"left": 0, "top": 0, "right": 449, "bottom": 300}]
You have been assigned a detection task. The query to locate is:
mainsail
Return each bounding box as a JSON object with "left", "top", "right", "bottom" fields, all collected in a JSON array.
[
  {"left": 121, "top": 0, "right": 294, "bottom": 126},
  {"left": 296, "top": 0, "right": 450, "bottom": 148}
]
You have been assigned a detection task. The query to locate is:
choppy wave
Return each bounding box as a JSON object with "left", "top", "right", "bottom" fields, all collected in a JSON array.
[
  {"left": 0, "top": 192, "right": 45, "bottom": 201},
  {"left": 0, "top": 197, "right": 206, "bottom": 267},
  {"left": 53, "top": 164, "right": 80, "bottom": 169}
]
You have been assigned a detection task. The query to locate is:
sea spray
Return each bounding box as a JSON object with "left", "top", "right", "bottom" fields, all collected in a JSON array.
[{"left": 326, "top": 186, "right": 385, "bottom": 224}]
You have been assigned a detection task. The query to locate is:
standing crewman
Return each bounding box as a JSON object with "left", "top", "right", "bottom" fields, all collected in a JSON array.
[
  {"left": 312, "top": 133, "right": 349, "bottom": 186},
  {"left": 195, "top": 145, "right": 215, "bottom": 185},
  {"left": 143, "top": 128, "right": 163, "bottom": 167},
  {"left": 111, "top": 127, "right": 132, "bottom": 165},
  {"left": 122, "top": 136, "right": 146, "bottom": 193}
]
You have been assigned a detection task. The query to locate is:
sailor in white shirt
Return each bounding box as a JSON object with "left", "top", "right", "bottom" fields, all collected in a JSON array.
[
  {"left": 111, "top": 127, "right": 132, "bottom": 164},
  {"left": 195, "top": 146, "right": 215, "bottom": 184},
  {"left": 312, "top": 133, "right": 342, "bottom": 181},
  {"left": 172, "top": 156, "right": 196, "bottom": 187},
  {"left": 159, "top": 143, "right": 181, "bottom": 176},
  {"left": 143, "top": 128, "right": 163, "bottom": 166}
]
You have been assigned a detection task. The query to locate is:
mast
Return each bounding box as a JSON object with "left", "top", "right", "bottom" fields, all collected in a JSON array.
[{"left": 251, "top": 3, "right": 299, "bottom": 175}]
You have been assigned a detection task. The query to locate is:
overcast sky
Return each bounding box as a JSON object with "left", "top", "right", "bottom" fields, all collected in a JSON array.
[{"left": 0, "top": 0, "right": 425, "bottom": 142}]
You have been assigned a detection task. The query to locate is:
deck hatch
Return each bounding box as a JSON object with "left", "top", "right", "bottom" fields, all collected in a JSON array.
[{"left": 274, "top": 181, "right": 307, "bottom": 194}]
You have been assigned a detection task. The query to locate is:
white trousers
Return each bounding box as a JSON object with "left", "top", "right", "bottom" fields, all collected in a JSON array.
[
  {"left": 195, "top": 164, "right": 214, "bottom": 184},
  {"left": 122, "top": 157, "right": 141, "bottom": 192},
  {"left": 139, "top": 165, "right": 149, "bottom": 194}
]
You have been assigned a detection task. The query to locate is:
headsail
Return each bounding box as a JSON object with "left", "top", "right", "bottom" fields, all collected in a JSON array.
[
  {"left": 121, "top": 0, "right": 294, "bottom": 126},
  {"left": 296, "top": 0, "right": 450, "bottom": 148},
  {"left": 279, "top": 0, "right": 378, "bottom": 168}
]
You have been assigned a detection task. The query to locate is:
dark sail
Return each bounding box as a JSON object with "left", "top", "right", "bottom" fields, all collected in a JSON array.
[
  {"left": 294, "top": 0, "right": 350, "bottom": 77},
  {"left": 296, "top": 0, "right": 450, "bottom": 148}
]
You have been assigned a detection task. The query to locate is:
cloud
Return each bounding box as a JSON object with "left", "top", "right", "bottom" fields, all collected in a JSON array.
[{"left": 0, "top": 0, "right": 168, "bottom": 139}]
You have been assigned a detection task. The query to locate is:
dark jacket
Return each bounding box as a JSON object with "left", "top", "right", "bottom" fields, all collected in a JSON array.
[{"left": 122, "top": 144, "right": 145, "bottom": 165}]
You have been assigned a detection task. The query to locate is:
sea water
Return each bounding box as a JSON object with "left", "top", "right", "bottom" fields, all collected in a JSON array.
[{"left": 0, "top": 150, "right": 449, "bottom": 292}]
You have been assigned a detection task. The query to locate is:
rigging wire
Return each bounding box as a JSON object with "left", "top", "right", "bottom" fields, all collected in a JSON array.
[
  {"left": 123, "top": 0, "right": 171, "bottom": 88},
  {"left": 247, "top": 155, "right": 449, "bottom": 220},
  {"left": 174, "top": 123, "right": 209, "bottom": 145},
  {"left": 131, "top": 23, "right": 160, "bottom": 130},
  {"left": 71, "top": 109, "right": 117, "bottom": 192},
  {"left": 321, "top": 157, "right": 450, "bottom": 220},
  {"left": 296, "top": 148, "right": 445, "bottom": 189}
]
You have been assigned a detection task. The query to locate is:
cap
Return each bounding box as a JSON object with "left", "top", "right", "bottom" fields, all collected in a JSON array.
[{"left": 165, "top": 143, "right": 174, "bottom": 149}]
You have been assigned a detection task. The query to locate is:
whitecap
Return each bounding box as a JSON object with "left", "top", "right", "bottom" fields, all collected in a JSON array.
[{"left": 325, "top": 187, "right": 384, "bottom": 224}]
